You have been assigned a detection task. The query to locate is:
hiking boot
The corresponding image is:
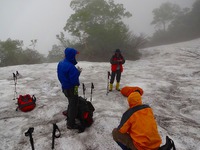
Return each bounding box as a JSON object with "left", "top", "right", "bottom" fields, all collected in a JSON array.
[
  {"left": 67, "top": 124, "right": 85, "bottom": 133},
  {"left": 67, "top": 124, "right": 80, "bottom": 130},
  {"left": 116, "top": 82, "right": 120, "bottom": 91},
  {"left": 78, "top": 126, "right": 85, "bottom": 133},
  {"left": 109, "top": 84, "right": 113, "bottom": 91},
  {"left": 62, "top": 110, "right": 68, "bottom": 116}
]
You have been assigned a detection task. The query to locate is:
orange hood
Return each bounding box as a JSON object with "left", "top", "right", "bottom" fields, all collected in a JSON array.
[
  {"left": 120, "top": 86, "right": 144, "bottom": 97},
  {"left": 127, "top": 92, "right": 142, "bottom": 108}
]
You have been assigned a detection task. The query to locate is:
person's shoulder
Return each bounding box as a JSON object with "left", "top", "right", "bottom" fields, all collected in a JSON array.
[{"left": 59, "top": 59, "right": 71, "bottom": 66}]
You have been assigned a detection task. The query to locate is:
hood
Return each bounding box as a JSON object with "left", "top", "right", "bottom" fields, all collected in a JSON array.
[
  {"left": 127, "top": 92, "right": 142, "bottom": 108},
  {"left": 120, "top": 86, "right": 144, "bottom": 97},
  {"left": 64, "top": 47, "right": 79, "bottom": 65},
  {"left": 114, "top": 49, "right": 121, "bottom": 57}
]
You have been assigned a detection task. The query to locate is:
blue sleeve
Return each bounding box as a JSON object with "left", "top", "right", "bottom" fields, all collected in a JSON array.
[{"left": 69, "top": 65, "right": 80, "bottom": 86}]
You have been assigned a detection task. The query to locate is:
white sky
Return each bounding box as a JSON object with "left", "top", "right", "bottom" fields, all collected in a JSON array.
[{"left": 0, "top": 0, "right": 195, "bottom": 55}]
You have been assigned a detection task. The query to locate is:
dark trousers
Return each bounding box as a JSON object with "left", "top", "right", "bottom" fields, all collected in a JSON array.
[
  {"left": 63, "top": 88, "right": 79, "bottom": 127},
  {"left": 112, "top": 128, "right": 137, "bottom": 150},
  {"left": 117, "top": 142, "right": 131, "bottom": 150},
  {"left": 110, "top": 70, "right": 121, "bottom": 84}
]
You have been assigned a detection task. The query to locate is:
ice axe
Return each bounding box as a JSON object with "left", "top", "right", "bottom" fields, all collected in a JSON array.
[{"left": 106, "top": 71, "right": 111, "bottom": 95}]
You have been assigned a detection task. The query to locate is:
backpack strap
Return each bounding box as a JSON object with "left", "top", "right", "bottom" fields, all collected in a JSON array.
[
  {"left": 118, "top": 104, "right": 150, "bottom": 129},
  {"left": 129, "top": 104, "right": 150, "bottom": 114},
  {"left": 32, "top": 95, "right": 36, "bottom": 103}
]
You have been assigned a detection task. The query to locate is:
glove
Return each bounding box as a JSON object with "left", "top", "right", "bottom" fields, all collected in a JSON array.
[
  {"left": 74, "top": 86, "right": 78, "bottom": 95},
  {"left": 77, "top": 66, "right": 82, "bottom": 73}
]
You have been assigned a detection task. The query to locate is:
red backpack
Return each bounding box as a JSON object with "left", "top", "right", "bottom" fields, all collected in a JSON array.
[{"left": 17, "top": 94, "right": 36, "bottom": 112}]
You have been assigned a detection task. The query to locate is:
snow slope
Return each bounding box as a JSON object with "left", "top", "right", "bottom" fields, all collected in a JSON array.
[{"left": 0, "top": 39, "right": 200, "bottom": 150}]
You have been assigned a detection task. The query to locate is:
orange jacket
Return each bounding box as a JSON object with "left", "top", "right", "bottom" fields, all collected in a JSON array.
[
  {"left": 121, "top": 86, "right": 144, "bottom": 97},
  {"left": 118, "top": 92, "right": 162, "bottom": 150}
]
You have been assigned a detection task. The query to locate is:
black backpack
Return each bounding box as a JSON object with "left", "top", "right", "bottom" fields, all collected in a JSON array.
[
  {"left": 159, "top": 136, "right": 176, "bottom": 150},
  {"left": 77, "top": 96, "right": 95, "bottom": 127}
]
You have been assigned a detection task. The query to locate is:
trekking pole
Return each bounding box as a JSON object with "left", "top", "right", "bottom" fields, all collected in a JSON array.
[
  {"left": 106, "top": 71, "right": 111, "bottom": 95},
  {"left": 52, "top": 123, "right": 61, "bottom": 150},
  {"left": 90, "top": 82, "right": 94, "bottom": 102},
  {"left": 16, "top": 71, "right": 19, "bottom": 76},
  {"left": 25, "top": 127, "right": 35, "bottom": 150},
  {"left": 82, "top": 83, "right": 86, "bottom": 99},
  {"left": 13, "top": 72, "right": 17, "bottom": 100}
]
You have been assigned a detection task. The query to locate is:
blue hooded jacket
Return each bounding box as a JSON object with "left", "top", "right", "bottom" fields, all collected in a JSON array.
[{"left": 57, "top": 48, "right": 80, "bottom": 90}]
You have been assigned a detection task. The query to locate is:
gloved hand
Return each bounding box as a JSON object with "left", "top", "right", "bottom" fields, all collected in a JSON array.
[
  {"left": 77, "top": 66, "right": 82, "bottom": 73},
  {"left": 74, "top": 86, "right": 79, "bottom": 95}
]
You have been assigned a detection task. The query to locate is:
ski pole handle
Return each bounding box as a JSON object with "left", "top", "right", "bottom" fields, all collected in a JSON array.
[
  {"left": 52, "top": 123, "right": 61, "bottom": 149},
  {"left": 25, "top": 127, "right": 35, "bottom": 150}
]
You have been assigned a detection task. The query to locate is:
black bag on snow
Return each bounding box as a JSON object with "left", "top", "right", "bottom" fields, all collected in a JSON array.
[
  {"left": 159, "top": 136, "right": 176, "bottom": 150},
  {"left": 77, "top": 96, "right": 95, "bottom": 127}
]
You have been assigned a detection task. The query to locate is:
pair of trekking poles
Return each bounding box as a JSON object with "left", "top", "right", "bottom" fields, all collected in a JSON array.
[
  {"left": 82, "top": 82, "right": 94, "bottom": 101},
  {"left": 25, "top": 83, "right": 95, "bottom": 150},
  {"left": 13, "top": 71, "right": 19, "bottom": 100},
  {"left": 25, "top": 123, "right": 61, "bottom": 150}
]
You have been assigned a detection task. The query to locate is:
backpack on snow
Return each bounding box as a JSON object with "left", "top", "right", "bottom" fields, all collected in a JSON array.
[
  {"left": 16, "top": 94, "right": 36, "bottom": 112},
  {"left": 159, "top": 136, "right": 176, "bottom": 150},
  {"left": 77, "top": 96, "right": 95, "bottom": 127}
]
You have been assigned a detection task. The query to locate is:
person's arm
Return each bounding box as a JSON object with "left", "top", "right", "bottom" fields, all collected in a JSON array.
[
  {"left": 117, "top": 55, "right": 125, "bottom": 64},
  {"left": 117, "top": 111, "right": 131, "bottom": 133},
  {"left": 121, "top": 55, "right": 125, "bottom": 64},
  {"left": 69, "top": 65, "right": 80, "bottom": 87}
]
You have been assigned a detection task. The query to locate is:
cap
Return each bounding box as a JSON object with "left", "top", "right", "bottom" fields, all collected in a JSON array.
[{"left": 115, "top": 49, "right": 121, "bottom": 53}]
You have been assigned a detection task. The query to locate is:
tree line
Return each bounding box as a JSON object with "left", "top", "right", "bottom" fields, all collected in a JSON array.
[
  {"left": 0, "top": 39, "right": 45, "bottom": 67},
  {"left": 149, "top": 0, "right": 200, "bottom": 46},
  {"left": 1, "top": 0, "right": 200, "bottom": 67}
]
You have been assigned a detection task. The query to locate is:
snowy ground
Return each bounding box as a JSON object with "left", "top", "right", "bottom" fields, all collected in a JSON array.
[{"left": 0, "top": 39, "right": 200, "bottom": 150}]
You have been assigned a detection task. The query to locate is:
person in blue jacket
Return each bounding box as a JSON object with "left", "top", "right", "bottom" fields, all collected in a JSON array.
[{"left": 57, "top": 47, "right": 82, "bottom": 131}]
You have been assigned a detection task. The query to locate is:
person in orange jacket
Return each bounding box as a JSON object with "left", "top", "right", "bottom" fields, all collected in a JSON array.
[{"left": 112, "top": 91, "right": 162, "bottom": 150}]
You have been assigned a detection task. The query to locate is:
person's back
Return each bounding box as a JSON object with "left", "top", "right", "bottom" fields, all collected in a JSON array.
[
  {"left": 113, "top": 92, "right": 162, "bottom": 150},
  {"left": 123, "top": 105, "right": 161, "bottom": 149}
]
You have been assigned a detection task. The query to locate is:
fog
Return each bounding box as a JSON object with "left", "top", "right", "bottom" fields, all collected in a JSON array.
[{"left": 0, "top": 0, "right": 195, "bottom": 55}]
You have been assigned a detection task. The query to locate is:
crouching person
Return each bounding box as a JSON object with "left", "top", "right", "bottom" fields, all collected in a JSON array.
[{"left": 112, "top": 91, "right": 162, "bottom": 150}]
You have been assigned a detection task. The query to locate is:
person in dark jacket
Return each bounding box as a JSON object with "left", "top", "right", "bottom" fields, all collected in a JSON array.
[
  {"left": 109, "top": 49, "right": 125, "bottom": 91},
  {"left": 57, "top": 47, "right": 83, "bottom": 132}
]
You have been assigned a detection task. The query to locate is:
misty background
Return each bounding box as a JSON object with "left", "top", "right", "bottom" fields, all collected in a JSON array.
[{"left": 0, "top": 0, "right": 199, "bottom": 66}]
